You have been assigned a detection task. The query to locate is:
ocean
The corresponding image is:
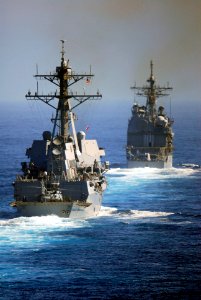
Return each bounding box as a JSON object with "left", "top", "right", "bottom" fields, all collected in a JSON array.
[{"left": 0, "top": 100, "right": 201, "bottom": 299}]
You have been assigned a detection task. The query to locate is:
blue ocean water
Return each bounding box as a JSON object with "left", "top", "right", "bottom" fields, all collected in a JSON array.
[{"left": 0, "top": 101, "right": 201, "bottom": 299}]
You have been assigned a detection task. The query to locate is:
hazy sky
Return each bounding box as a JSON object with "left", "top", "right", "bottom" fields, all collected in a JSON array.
[{"left": 1, "top": 0, "right": 201, "bottom": 110}]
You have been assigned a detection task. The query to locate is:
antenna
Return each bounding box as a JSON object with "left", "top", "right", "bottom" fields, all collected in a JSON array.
[
  {"left": 60, "top": 40, "right": 65, "bottom": 63},
  {"left": 150, "top": 60, "right": 153, "bottom": 77},
  {"left": 169, "top": 96, "right": 172, "bottom": 118},
  {"left": 36, "top": 64, "right": 39, "bottom": 94}
]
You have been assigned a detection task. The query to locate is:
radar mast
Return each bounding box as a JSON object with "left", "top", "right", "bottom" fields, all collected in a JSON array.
[
  {"left": 26, "top": 40, "right": 102, "bottom": 143},
  {"left": 131, "top": 61, "right": 172, "bottom": 119}
]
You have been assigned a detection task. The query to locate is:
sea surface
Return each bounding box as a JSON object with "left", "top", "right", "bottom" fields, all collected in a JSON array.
[{"left": 0, "top": 101, "right": 201, "bottom": 299}]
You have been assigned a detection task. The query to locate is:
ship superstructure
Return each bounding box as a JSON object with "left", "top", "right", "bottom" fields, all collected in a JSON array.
[
  {"left": 11, "top": 41, "right": 109, "bottom": 218},
  {"left": 127, "top": 61, "right": 174, "bottom": 168}
]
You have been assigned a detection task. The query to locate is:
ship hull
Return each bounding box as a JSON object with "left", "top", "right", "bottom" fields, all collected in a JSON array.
[
  {"left": 127, "top": 62, "right": 174, "bottom": 170},
  {"left": 12, "top": 42, "right": 108, "bottom": 219},
  {"left": 13, "top": 195, "right": 102, "bottom": 218},
  {"left": 127, "top": 155, "right": 172, "bottom": 169},
  {"left": 13, "top": 179, "right": 104, "bottom": 218}
]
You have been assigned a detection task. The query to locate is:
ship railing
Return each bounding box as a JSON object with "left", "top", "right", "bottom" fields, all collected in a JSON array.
[{"left": 16, "top": 175, "right": 39, "bottom": 181}]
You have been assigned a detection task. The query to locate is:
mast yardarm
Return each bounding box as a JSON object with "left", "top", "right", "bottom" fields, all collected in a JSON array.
[
  {"left": 26, "top": 40, "right": 102, "bottom": 142},
  {"left": 131, "top": 61, "right": 173, "bottom": 118}
]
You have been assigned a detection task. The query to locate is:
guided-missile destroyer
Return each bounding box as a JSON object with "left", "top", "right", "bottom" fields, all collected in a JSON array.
[
  {"left": 127, "top": 61, "right": 174, "bottom": 168},
  {"left": 11, "top": 41, "right": 109, "bottom": 218}
]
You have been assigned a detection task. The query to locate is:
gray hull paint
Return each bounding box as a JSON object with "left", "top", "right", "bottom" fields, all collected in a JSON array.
[
  {"left": 127, "top": 62, "right": 174, "bottom": 170},
  {"left": 127, "top": 155, "right": 172, "bottom": 169},
  {"left": 13, "top": 43, "right": 107, "bottom": 219},
  {"left": 14, "top": 180, "right": 89, "bottom": 202},
  {"left": 14, "top": 180, "right": 104, "bottom": 218},
  {"left": 15, "top": 194, "right": 102, "bottom": 218}
]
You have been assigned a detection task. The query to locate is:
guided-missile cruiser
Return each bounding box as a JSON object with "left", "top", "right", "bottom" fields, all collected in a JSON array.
[{"left": 127, "top": 61, "right": 174, "bottom": 168}]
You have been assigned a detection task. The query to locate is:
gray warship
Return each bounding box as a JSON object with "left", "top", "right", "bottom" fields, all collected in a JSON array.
[
  {"left": 11, "top": 41, "right": 109, "bottom": 218},
  {"left": 127, "top": 61, "right": 174, "bottom": 168}
]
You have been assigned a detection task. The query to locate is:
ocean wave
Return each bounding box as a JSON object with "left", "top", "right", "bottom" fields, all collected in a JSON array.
[
  {"left": 99, "top": 206, "right": 173, "bottom": 220},
  {"left": 107, "top": 167, "right": 200, "bottom": 180},
  {"left": 0, "top": 215, "right": 88, "bottom": 230}
]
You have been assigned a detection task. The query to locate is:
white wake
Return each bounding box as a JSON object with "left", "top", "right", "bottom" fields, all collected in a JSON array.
[
  {"left": 107, "top": 167, "right": 199, "bottom": 180},
  {"left": 99, "top": 206, "right": 173, "bottom": 219}
]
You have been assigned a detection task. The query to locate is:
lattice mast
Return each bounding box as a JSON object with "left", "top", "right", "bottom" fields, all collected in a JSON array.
[
  {"left": 26, "top": 40, "right": 102, "bottom": 142},
  {"left": 131, "top": 61, "right": 172, "bottom": 119}
]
